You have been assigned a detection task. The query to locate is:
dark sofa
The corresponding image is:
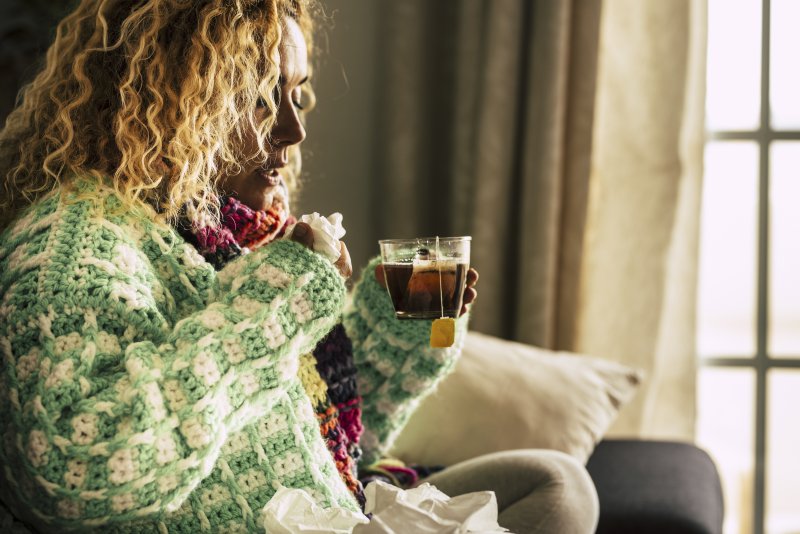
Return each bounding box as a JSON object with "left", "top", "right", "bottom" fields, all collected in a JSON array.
[{"left": 586, "top": 439, "right": 725, "bottom": 534}]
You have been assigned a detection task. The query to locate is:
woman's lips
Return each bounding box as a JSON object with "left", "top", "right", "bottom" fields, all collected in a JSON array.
[{"left": 257, "top": 167, "right": 282, "bottom": 186}]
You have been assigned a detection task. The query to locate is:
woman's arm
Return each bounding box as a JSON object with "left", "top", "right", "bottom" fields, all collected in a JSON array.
[
  {"left": 0, "top": 198, "right": 346, "bottom": 529},
  {"left": 342, "top": 257, "right": 468, "bottom": 466}
]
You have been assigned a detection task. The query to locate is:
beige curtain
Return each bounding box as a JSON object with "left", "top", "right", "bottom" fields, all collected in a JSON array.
[
  {"left": 369, "top": 0, "right": 707, "bottom": 440},
  {"left": 369, "top": 0, "right": 603, "bottom": 346},
  {"left": 576, "top": 0, "right": 707, "bottom": 439}
]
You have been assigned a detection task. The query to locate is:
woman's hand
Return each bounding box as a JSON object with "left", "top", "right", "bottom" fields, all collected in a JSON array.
[
  {"left": 374, "top": 264, "right": 479, "bottom": 317},
  {"left": 290, "top": 222, "right": 352, "bottom": 279},
  {"left": 461, "top": 267, "right": 479, "bottom": 316}
]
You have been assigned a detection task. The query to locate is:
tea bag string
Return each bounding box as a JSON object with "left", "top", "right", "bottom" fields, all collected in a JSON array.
[
  {"left": 429, "top": 236, "right": 455, "bottom": 349},
  {"left": 436, "top": 236, "right": 444, "bottom": 319}
]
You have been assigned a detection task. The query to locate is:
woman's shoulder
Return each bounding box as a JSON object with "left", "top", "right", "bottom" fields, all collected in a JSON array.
[
  {"left": 0, "top": 176, "right": 205, "bottom": 283},
  {"left": 3, "top": 175, "right": 183, "bottom": 245},
  {"left": 0, "top": 182, "right": 126, "bottom": 279},
  {"left": 0, "top": 176, "right": 214, "bottom": 319}
]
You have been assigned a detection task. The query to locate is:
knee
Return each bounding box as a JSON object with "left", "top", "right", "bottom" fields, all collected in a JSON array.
[
  {"left": 505, "top": 449, "right": 600, "bottom": 534},
  {"left": 535, "top": 450, "right": 599, "bottom": 534}
]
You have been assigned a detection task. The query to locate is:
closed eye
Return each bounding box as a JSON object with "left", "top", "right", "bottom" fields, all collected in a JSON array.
[{"left": 256, "top": 75, "right": 309, "bottom": 110}]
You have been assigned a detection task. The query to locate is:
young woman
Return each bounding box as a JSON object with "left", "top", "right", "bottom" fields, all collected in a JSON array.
[{"left": 0, "top": 1, "right": 598, "bottom": 532}]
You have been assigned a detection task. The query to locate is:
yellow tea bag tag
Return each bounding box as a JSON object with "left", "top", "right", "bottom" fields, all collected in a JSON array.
[{"left": 430, "top": 317, "right": 455, "bottom": 348}]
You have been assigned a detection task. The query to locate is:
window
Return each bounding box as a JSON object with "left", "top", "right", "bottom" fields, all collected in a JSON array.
[{"left": 697, "top": 1, "right": 800, "bottom": 533}]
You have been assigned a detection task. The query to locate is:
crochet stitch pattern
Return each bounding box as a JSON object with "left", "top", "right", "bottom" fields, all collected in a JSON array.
[
  {"left": 180, "top": 198, "right": 366, "bottom": 506},
  {"left": 0, "top": 185, "right": 353, "bottom": 532},
  {"left": 178, "top": 195, "right": 467, "bottom": 509},
  {"left": 306, "top": 325, "right": 364, "bottom": 505},
  {"left": 344, "top": 257, "right": 467, "bottom": 466},
  {"left": 0, "top": 182, "right": 467, "bottom": 532}
]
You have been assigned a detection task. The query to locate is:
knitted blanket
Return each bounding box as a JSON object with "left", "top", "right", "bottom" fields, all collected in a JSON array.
[
  {"left": 178, "top": 196, "right": 366, "bottom": 507},
  {"left": 0, "top": 181, "right": 467, "bottom": 532}
]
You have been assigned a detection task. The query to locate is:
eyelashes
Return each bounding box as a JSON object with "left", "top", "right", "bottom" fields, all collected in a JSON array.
[{"left": 255, "top": 96, "right": 303, "bottom": 111}]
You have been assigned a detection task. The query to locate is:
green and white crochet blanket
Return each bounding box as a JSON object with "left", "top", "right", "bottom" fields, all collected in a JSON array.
[{"left": 0, "top": 181, "right": 466, "bottom": 533}]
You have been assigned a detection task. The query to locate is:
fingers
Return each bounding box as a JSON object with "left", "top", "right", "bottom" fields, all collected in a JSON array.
[
  {"left": 459, "top": 286, "right": 476, "bottom": 317},
  {"left": 289, "top": 222, "right": 314, "bottom": 250},
  {"left": 374, "top": 263, "right": 387, "bottom": 288},
  {"left": 463, "top": 286, "right": 477, "bottom": 305},
  {"left": 334, "top": 241, "right": 352, "bottom": 279},
  {"left": 466, "top": 268, "right": 479, "bottom": 287},
  {"left": 459, "top": 271, "right": 479, "bottom": 316},
  {"left": 290, "top": 223, "right": 350, "bottom": 278}
]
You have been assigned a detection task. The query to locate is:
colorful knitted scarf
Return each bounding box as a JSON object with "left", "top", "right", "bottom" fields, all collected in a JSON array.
[
  {"left": 177, "top": 196, "right": 367, "bottom": 507},
  {"left": 179, "top": 195, "right": 290, "bottom": 269}
]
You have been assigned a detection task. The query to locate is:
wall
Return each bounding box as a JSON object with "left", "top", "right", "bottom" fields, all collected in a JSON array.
[{"left": 297, "top": 0, "right": 381, "bottom": 276}]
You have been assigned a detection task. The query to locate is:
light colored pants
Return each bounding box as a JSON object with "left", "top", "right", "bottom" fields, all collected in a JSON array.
[{"left": 420, "top": 449, "right": 599, "bottom": 534}]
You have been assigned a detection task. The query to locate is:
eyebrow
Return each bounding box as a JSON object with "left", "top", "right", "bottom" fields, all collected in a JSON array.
[{"left": 279, "top": 75, "right": 309, "bottom": 87}]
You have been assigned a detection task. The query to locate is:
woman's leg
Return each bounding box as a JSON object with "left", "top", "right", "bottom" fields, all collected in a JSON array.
[{"left": 419, "top": 449, "right": 599, "bottom": 534}]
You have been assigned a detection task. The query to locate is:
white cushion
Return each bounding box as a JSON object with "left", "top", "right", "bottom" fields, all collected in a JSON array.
[{"left": 390, "top": 331, "right": 642, "bottom": 465}]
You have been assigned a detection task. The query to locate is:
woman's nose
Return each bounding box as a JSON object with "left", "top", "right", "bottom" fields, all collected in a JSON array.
[{"left": 271, "top": 98, "right": 306, "bottom": 148}]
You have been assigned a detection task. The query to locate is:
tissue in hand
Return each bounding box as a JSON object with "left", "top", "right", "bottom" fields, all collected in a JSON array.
[{"left": 287, "top": 212, "right": 346, "bottom": 262}]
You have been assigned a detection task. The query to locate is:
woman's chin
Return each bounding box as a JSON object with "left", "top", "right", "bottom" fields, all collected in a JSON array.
[
  {"left": 229, "top": 186, "right": 268, "bottom": 211},
  {"left": 219, "top": 173, "right": 288, "bottom": 213},
  {"left": 245, "top": 188, "right": 287, "bottom": 214}
]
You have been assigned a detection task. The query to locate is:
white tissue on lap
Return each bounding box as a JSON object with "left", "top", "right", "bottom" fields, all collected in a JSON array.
[
  {"left": 354, "top": 481, "right": 509, "bottom": 534},
  {"left": 260, "top": 481, "right": 510, "bottom": 534},
  {"left": 261, "top": 486, "right": 369, "bottom": 534},
  {"left": 285, "top": 212, "right": 346, "bottom": 263}
]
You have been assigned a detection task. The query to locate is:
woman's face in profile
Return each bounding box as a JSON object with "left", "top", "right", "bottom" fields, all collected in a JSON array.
[{"left": 218, "top": 17, "right": 308, "bottom": 212}]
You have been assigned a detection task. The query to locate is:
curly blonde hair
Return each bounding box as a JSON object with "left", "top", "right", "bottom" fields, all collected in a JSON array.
[{"left": 0, "top": 0, "right": 317, "bottom": 227}]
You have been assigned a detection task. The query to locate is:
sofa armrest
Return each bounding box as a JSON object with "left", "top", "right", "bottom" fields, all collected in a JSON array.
[{"left": 586, "top": 439, "right": 724, "bottom": 534}]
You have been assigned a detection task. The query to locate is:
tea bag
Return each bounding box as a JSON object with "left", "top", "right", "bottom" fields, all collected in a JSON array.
[
  {"left": 407, "top": 249, "right": 458, "bottom": 311},
  {"left": 430, "top": 317, "right": 455, "bottom": 348},
  {"left": 405, "top": 248, "right": 435, "bottom": 312}
]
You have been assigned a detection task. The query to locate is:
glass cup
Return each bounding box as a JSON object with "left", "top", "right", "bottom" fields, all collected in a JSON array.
[{"left": 378, "top": 236, "right": 471, "bottom": 320}]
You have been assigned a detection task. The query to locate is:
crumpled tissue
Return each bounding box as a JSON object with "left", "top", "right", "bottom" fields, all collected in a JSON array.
[
  {"left": 354, "top": 480, "right": 509, "bottom": 534},
  {"left": 285, "top": 212, "right": 346, "bottom": 263},
  {"left": 261, "top": 486, "right": 369, "bottom": 533},
  {"left": 260, "top": 480, "right": 510, "bottom": 534}
]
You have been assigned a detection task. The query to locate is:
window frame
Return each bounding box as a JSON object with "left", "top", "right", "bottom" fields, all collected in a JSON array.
[{"left": 702, "top": 1, "right": 800, "bottom": 533}]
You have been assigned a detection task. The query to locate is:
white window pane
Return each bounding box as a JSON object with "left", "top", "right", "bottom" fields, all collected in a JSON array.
[
  {"left": 769, "top": 142, "right": 800, "bottom": 357},
  {"left": 697, "top": 142, "right": 758, "bottom": 358},
  {"left": 697, "top": 368, "right": 755, "bottom": 534},
  {"left": 767, "top": 371, "right": 800, "bottom": 533},
  {"left": 706, "top": 0, "right": 762, "bottom": 131},
  {"left": 771, "top": 0, "right": 800, "bottom": 129}
]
